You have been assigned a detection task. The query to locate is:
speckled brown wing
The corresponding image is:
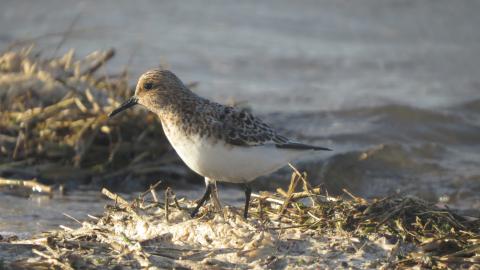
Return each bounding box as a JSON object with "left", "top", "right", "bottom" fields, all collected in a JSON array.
[
  {"left": 209, "top": 104, "right": 289, "bottom": 147},
  {"left": 207, "top": 103, "right": 332, "bottom": 151}
]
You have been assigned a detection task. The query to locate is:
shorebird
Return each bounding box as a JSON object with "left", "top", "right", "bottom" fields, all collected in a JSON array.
[{"left": 109, "top": 69, "right": 331, "bottom": 218}]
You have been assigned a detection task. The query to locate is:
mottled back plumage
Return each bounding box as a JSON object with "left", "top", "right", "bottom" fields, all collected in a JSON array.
[
  {"left": 211, "top": 103, "right": 290, "bottom": 146},
  {"left": 134, "top": 69, "right": 330, "bottom": 151}
]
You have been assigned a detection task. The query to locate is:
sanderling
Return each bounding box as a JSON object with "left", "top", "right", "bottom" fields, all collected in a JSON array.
[{"left": 109, "top": 69, "right": 331, "bottom": 218}]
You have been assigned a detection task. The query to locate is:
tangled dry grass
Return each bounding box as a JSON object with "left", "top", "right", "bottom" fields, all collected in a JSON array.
[
  {"left": 1, "top": 170, "right": 479, "bottom": 269},
  {"left": 0, "top": 46, "right": 191, "bottom": 191}
]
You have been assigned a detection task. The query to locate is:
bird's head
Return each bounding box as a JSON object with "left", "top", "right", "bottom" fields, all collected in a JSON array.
[{"left": 109, "top": 69, "right": 189, "bottom": 118}]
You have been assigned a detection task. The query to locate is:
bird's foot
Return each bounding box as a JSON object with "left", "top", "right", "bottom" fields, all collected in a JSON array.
[
  {"left": 190, "top": 207, "right": 200, "bottom": 218},
  {"left": 210, "top": 187, "right": 222, "bottom": 213}
]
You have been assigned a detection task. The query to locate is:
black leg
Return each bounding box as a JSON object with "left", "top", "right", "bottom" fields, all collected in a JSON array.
[
  {"left": 191, "top": 183, "right": 212, "bottom": 218},
  {"left": 243, "top": 184, "right": 252, "bottom": 218}
]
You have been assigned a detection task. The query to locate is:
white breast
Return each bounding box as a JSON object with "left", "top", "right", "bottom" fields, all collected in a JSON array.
[{"left": 162, "top": 123, "right": 307, "bottom": 183}]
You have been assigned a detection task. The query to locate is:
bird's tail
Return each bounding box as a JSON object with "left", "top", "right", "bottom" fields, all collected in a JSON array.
[{"left": 276, "top": 142, "right": 332, "bottom": 151}]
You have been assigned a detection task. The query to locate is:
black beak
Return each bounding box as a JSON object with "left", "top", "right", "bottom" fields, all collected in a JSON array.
[{"left": 108, "top": 96, "right": 138, "bottom": 118}]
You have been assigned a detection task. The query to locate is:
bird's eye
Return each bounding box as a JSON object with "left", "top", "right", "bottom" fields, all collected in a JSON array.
[{"left": 144, "top": 82, "right": 153, "bottom": 90}]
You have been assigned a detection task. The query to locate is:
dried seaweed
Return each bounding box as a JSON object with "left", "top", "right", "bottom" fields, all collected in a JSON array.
[
  {"left": 2, "top": 170, "right": 478, "bottom": 269},
  {"left": 0, "top": 46, "right": 184, "bottom": 191}
]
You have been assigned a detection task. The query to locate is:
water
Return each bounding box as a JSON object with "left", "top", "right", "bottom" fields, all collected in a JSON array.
[
  {"left": 0, "top": 189, "right": 106, "bottom": 238},
  {"left": 1, "top": 0, "right": 480, "bottom": 236},
  {"left": 0, "top": 186, "right": 243, "bottom": 237}
]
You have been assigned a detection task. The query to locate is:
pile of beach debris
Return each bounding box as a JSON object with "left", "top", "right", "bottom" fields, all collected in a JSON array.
[
  {"left": 2, "top": 170, "right": 479, "bottom": 269},
  {"left": 0, "top": 46, "right": 192, "bottom": 193}
]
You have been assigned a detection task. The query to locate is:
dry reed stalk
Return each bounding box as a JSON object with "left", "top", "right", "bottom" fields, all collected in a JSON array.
[{"left": 0, "top": 177, "right": 52, "bottom": 194}]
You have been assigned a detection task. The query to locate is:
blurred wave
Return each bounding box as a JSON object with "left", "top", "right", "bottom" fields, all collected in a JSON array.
[{"left": 262, "top": 101, "right": 480, "bottom": 211}]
